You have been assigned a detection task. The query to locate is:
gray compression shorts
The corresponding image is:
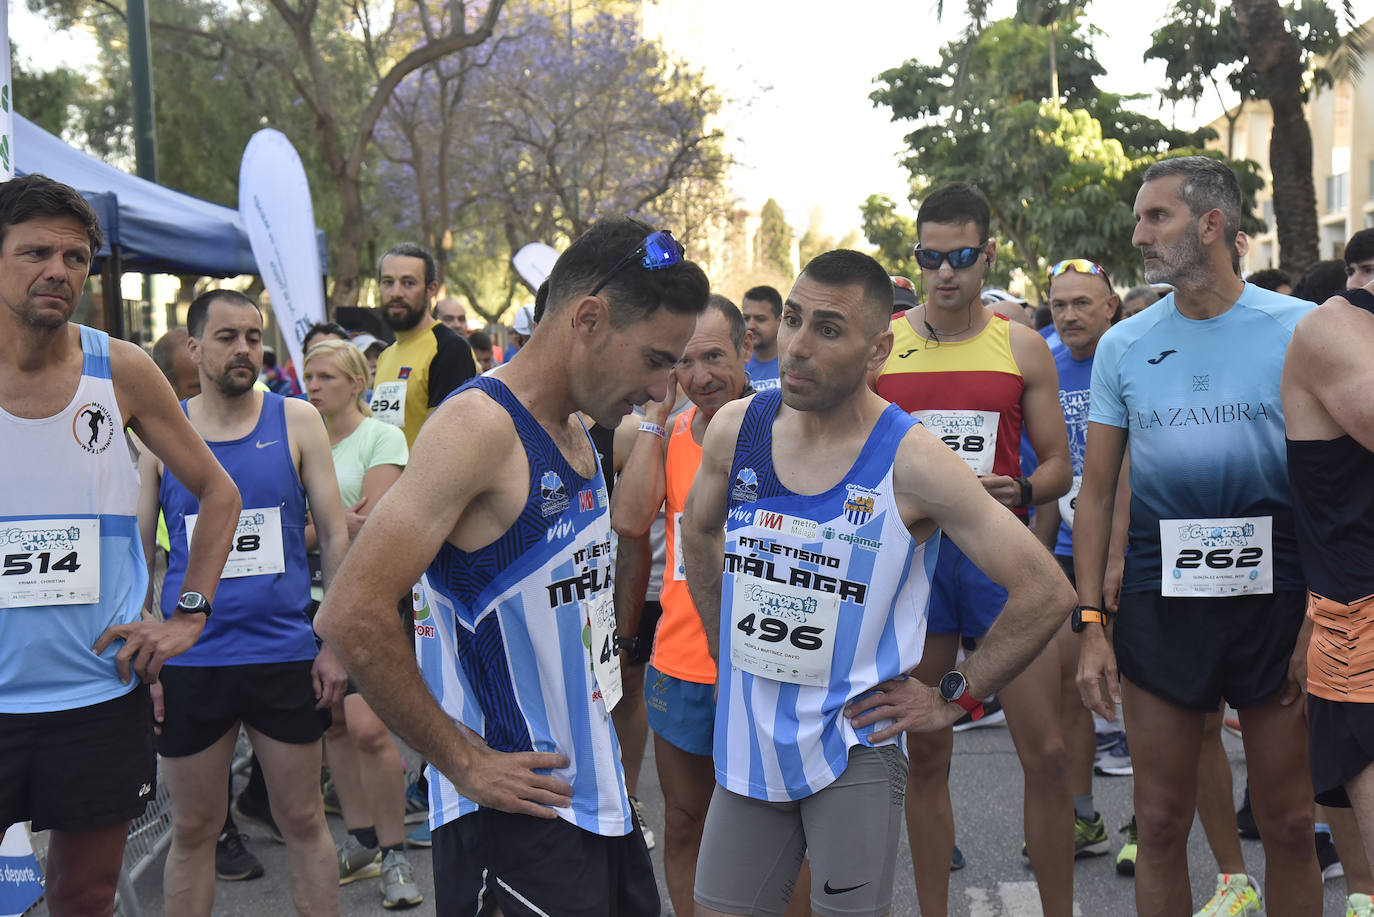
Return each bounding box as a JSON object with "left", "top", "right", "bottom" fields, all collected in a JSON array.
[{"left": 693, "top": 744, "right": 906, "bottom": 917}]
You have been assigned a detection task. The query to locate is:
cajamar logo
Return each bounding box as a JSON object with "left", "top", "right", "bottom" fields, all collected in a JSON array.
[{"left": 73, "top": 402, "right": 114, "bottom": 454}]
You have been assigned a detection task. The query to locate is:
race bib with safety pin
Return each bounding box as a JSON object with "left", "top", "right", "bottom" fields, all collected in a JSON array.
[
  {"left": 370, "top": 379, "right": 407, "bottom": 428},
  {"left": 587, "top": 591, "right": 622, "bottom": 711},
  {"left": 1059, "top": 475, "right": 1082, "bottom": 527},
  {"left": 729, "top": 574, "right": 840, "bottom": 687},
  {"left": 187, "top": 507, "right": 286, "bottom": 579},
  {"left": 0, "top": 517, "right": 100, "bottom": 608},
  {"left": 1160, "top": 516, "right": 1273, "bottom": 597},
  {"left": 914, "top": 410, "right": 1000, "bottom": 476}
]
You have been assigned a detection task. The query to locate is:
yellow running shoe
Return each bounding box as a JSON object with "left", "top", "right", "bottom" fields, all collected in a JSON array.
[
  {"left": 1349, "top": 893, "right": 1374, "bottom": 917},
  {"left": 1193, "top": 873, "right": 1261, "bottom": 917}
]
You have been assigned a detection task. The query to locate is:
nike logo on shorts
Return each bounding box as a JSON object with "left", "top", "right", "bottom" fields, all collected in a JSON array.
[{"left": 823, "top": 880, "right": 869, "bottom": 895}]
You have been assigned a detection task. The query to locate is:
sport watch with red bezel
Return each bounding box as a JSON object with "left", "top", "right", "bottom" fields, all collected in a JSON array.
[{"left": 938, "top": 670, "right": 984, "bottom": 721}]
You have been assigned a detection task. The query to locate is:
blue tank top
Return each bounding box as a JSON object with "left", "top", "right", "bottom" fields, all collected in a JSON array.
[
  {"left": 417, "top": 377, "right": 629, "bottom": 837},
  {"left": 160, "top": 393, "right": 316, "bottom": 666},
  {"left": 0, "top": 327, "right": 148, "bottom": 712},
  {"left": 1054, "top": 348, "right": 1094, "bottom": 556}
]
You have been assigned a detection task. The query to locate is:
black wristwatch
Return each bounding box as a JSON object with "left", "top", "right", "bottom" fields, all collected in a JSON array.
[
  {"left": 615, "top": 635, "right": 640, "bottom": 656},
  {"left": 1014, "top": 476, "right": 1033, "bottom": 508},
  {"left": 176, "top": 591, "right": 212, "bottom": 618},
  {"left": 1070, "top": 604, "right": 1108, "bottom": 633},
  {"left": 938, "top": 670, "right": 985, "bottom": 721}
]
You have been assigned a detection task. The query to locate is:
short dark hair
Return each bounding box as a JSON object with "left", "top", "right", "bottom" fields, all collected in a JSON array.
[
  {"left": 1141, "top": 156, "right": 1242, "bottom": 249},
  {"left": 917, "top": 182, "right": 991, "bottom": 241},
  {"left": 705, "top": 294, "right": 747, "bottom": 355},
  {"left": 151, "top": 327, "right": 189, "bottom": 382},
  {"left": 377, "top": 242, "right": 437, "bottom": 287},
  {"left": 1246, "top": 268, "right": 1291, "bottom": 292},
  {"left": 533, "top": 280, "right": 550, "bottom": 325},
  {"left": 1292, "top": 259, "right": 1348, "bottom": 305},
  {"left": 0, "top": 173, "right": 104, "bottom": 254},
  {"left": 799, "top": 249, "right": 893, "bottom": 335},
  {"left": 545, "top": 217, "right": 710, "bottom": 327},
  {"left": 468, "top": 330, "right": 493, "bottom": 352},
  {"left": 187, "top": 289, "right": 262, "bottom": 338},
  {"left": 1122, "top": 286, "right": 1160, "bottom": 310},
  {"left": 742, "top": 285, "right": 782, "bottom": 318},
  {"left": 1344, "top": 228, "right": 1374, "bottom": 267},
  {"left": 302, "top": 321, "right": 350, "bottom": 352}
]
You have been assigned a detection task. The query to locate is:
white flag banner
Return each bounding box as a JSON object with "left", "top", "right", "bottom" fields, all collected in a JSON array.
[
  {"left": 0, "top": 4, "right": 14, "bottom": 181},
  {"left": 238, "top": 129, "right": 325, "bottom": 379},
  {"left": 0, "top": 824, "right": 44, "bottom": 917}
]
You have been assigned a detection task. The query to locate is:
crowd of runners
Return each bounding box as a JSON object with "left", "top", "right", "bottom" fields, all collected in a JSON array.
[{"left": 3, "top": 154, "right": 1373, "bottom": 917}]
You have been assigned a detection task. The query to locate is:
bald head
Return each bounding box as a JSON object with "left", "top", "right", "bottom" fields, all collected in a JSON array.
[{"left": 433, "top": 297, "right": 468, "bottom": 335}]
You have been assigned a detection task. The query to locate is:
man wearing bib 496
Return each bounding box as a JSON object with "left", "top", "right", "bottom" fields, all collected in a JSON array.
[
  {"left": 316, "top": 218, "right": 710, "bottom": 916},
  {"left": 683, "top": 250, "right": 1075, "bottom": 917},
  {"left": 0, "top": 175, "right": 240, "bottom": 917},
  {"left": 1075, "top": 157, "right": 1321, "bottom": 916}
]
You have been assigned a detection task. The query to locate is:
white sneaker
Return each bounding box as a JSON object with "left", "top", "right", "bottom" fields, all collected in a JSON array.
[
  {"left": 629, "top": 795, "right": 655, "bottom": 850},
  {"left": 1193, "top": 873, "right": 1261, "bottom": 917}
]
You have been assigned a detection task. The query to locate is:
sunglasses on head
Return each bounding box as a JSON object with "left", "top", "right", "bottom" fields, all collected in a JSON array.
[
  {"left": 913, "top": 243, "right": 987, "bottom": 271},
  {"left": 1049, "top": 258, "right": 1112, "bottom": 289},
  {"left": 590, "top": 230, "right": 686, "bottom": 296}
]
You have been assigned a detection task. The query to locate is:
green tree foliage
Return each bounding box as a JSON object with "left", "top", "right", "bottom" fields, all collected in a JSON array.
[
  {"left": 871, "top": 13, "right": 1225, "bottom": 299},
  {"left": 859, "top": 194, "right": 918, "bottom": 273},
  {"left": 756, "top": 198, "right": 794, "bottom": 279},
  {"left": 9, "top": 45, "right": 85, "bottom": 139}
]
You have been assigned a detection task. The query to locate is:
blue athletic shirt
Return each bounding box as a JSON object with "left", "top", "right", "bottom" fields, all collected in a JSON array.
[
  {"left": 745, "top": 355, "right": 780, "bottom": 392},
  {"left": 1054, "top": 348, "right": 1093, "bottom": 556},
  {"left": 1087, "top": 283, "right": 1311, "bottom": 594},
  {"left": 416, "top": 376, "right": 630, "bottom": 837},
  {"left": 0, "top": 327, "right": 148, "bottom": 712},
  {"left": 160, "top": 393, "right": 316, "bottom": 666},
  {"left": 717, "top": 392, "right": 937, "bottom": 801}
]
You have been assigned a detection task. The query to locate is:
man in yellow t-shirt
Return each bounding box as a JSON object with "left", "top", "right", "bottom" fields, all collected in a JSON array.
[{"left": 370, "top": 243, "right": 478, "bottom": 447}]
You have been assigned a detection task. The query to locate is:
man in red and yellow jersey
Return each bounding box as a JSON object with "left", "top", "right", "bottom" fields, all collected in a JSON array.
[
  {"left": 611, "top": 296, "right": 753, "bottom": 917},
  {"left": 875, "top": 182, "right": 1075, "bottom": 917}
]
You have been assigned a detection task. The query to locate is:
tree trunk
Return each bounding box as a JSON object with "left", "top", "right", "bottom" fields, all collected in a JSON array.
[
  {"left": 1232, "top": 0, "right": 1319, "bottom": 275},
  {"left": 330, "top": 180, "right": 366, "bottom": 310}
]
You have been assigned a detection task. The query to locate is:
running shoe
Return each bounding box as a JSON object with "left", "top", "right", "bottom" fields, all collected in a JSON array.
[
  {"left": 233, "top": 792, "right": 284, "bottom": 844},
  {"left": 215, "top": 827, "right": 265, "bottom": 881},
  {"left": 380, "top": 849, "right": 424, "bottom": 909},
  {"left": 338, "top": 836, "right": 381, "bottom": 885},
  {"left": 1095, "top": 728, "right": 1124, "bottom": 752},
  {"left": 1193, "top": 873, "right": 1261, "bottom": 917},
  {"left": 628, "top": 795, "right": 656, "bottom": 850},
  {"left": 1116, "top": 817, "right": 1138, "bottom": 877},
  {"left": 321, "top": 778, "right": 341, "bottom": 816},
  {"left": 405, "top": 822, "right": 432, "bottom": 849},
  {"left": 1094, "top": 735, "right": 1133, "bottom": 776},
  {"left": 1317, "top": 830, "right": 1345, "bottom": 881},
  {"left": 1222, "top": 715, "right": 1242, "bottom": 737},
  {"left": 953, "top": 697, "right": 1006, "bottom": 732},
  {"left": 950, "top": 845, "right": 966, "bottom": 871},
  {"left": 1235, "top": 787, "right": 1260, "bottom": 839},
  {"left": 403, "top": 778, "right": 428, "bottom": 825},
  {"left": 1349, "top": 893, "right": 1374, "bottom": 917},
  {"left": 1075, "top": 812, "right": 1111, "bottom": 857}
]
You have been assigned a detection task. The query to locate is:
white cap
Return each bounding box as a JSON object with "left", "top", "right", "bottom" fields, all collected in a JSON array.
[
  {"left": 512, "top": 304, "right": 536, "bottom": 336},
  {"left": 350, "top": 332, "right": 385, "bottom": 354},
  {"left": 980, "top": 286, "right": 1027, "bottom": 306}
]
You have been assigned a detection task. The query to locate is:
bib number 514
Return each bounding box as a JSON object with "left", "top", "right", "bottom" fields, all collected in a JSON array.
[{"left": 3, "top": 551, "right": 80, "bottom": 576}]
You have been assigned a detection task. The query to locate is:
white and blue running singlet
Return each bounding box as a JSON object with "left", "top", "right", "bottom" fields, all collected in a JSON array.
[
  {"left": 1088, "top": 283, "right": 1312, "bottom": 595},
  {"left": 717, "top": 391, "right": 938, "bottom": 802},
  {"left": 415, "top": 376, "right": 630, "bottom": 837},
  {"left": 0, "top": 326, "right": 147, "bottom": 713}
]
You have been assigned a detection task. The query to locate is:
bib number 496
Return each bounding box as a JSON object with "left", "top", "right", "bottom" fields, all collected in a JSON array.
[{"left": 736, "top": 613, "right": 824, "bottom": 650}]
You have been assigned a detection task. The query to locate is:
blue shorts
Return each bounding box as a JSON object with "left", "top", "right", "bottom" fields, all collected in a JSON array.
[
  {"left": 926, "top": 538, "right": 1008, "bottom": 640},
  {"left": 645, "top": 665, "right": 715, "bottom": 757}
]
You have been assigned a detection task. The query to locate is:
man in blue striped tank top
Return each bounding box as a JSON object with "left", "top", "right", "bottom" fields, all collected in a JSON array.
[
  {"left": 0, "top": 176, "right": 241, "bottom": 916},
  {"left": 682, "top": 250, "right": 1076, "bottom": 917},
  {"left": 317, "top": 218, "right": 710, "bottom": 916}
]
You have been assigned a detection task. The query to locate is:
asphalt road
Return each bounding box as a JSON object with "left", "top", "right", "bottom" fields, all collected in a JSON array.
[{"left": 108, "top": 720, "right": 1357, "bottom": 916}]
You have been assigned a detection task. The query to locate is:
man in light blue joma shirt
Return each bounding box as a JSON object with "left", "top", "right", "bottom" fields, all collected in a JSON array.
[{"left": 1074, "top": 156, "right": 1320, "bottom": 917}]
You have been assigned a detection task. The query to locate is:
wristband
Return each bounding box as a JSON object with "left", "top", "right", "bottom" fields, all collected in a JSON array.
[
  {"left": 1070, "top": 604, "right": 1108, "bottom": 633},
  {"left": 1014, "top": 476, "right": 1033, "bottom": 507},
  {"left": 638, "top": 421, "right": 666, "bottom": 438}
]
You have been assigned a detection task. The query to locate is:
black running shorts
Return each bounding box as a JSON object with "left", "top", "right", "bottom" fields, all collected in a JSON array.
[
  {"left": 156, "top": 661, "right": 331, "bottom": 757},
  {"left": 1308, "top": 694, "right": 1374, "bottom": 808}
]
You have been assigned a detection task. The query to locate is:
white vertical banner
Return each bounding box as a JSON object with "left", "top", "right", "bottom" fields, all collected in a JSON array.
[
  {"left": 0, "top": 824, "right": 44, "bottom": 917},
  {"left": 238, "top": 129, "right": 325, "bottom": 381},
  {"left": 0, "top": 3, "right": 13, "bottom": 181}
]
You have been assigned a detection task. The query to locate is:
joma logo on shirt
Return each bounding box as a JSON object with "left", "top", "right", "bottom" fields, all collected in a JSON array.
[{"left": 1132, "top": 401, "right": 1271, "bottom": 430}]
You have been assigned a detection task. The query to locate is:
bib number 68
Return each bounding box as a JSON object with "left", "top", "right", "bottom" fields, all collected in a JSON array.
[{"left": 736, "top": 613, "right": 824, "bottom": 650}]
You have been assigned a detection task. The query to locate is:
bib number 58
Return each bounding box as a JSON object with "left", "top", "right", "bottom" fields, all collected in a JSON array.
[
  {"left": 940, "top": 434, "right": 985, "bottom": 454},
  {"left": 736, "top": 613, "right": 824, "bottom": 650}
]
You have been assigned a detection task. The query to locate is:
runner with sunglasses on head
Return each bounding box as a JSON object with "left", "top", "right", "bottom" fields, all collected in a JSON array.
[
  {"left": 316, "top": 218, "right": 710, "bottom": 916},
  {"left": 874, "top": 182, "right": 1075, "bottom": 917}
]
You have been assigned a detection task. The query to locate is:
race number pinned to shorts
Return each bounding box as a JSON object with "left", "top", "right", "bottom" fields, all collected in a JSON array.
[
  {"left": 671, "top": 512, "right": 686, "bottom": 581},
  {"left": 187, "top": 507, "right": 286, "bottom": 579},
  {"left": 1160, "top": 516, "right": 1273, "bottom": 597},
  {"left": 0, "top": 517, "right": 100, "bottom": 608},
  {"left": 1059, "top": 475, "right": 1082, "bottom": 527},
  {"left": 914, "top": 410, "right": 999, "bottom": 476},
  {"left": 729, "top": 574, "right": 839, "bottom": 687},
  {"left": 369, "top": 379, "right": 407, "bottom": 428},
  {"left": 587, "top": 592, "right": 622, "bottom": 711}
]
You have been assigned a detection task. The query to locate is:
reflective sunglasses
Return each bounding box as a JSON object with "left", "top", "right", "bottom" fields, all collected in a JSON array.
[
  {"left": 1049, "top": 258, "right": 1112, "bottom": 290},
  {"left": 590, "top": 230, "right": 686, "bottom": 296},
  {"left": 913, "top": 243, "right": 986, "bottom": 271}
]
